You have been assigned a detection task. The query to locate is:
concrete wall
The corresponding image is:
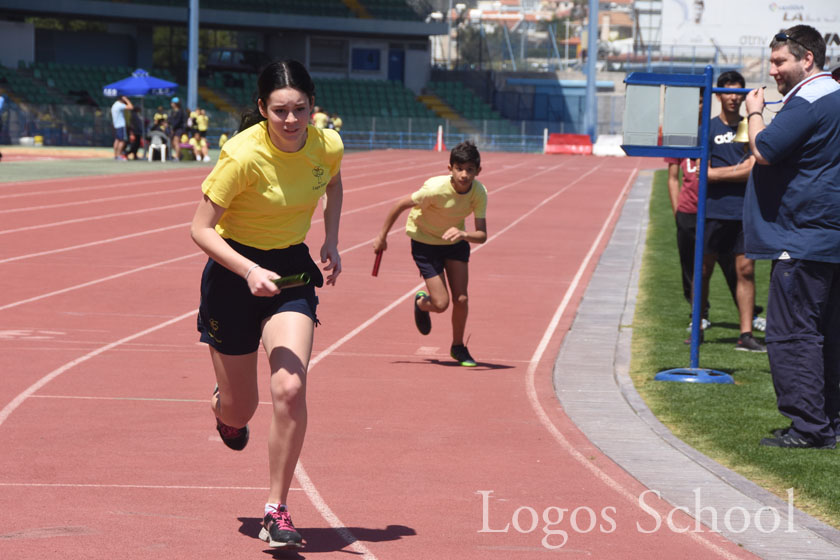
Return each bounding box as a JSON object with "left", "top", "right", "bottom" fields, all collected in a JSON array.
[{"left": 0, "top": 20, "right": 35, "bottom": 69}]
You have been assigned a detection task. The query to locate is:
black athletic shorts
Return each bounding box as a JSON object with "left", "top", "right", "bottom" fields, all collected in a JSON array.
[
  {"left": 197, "top": 240, "right": 322, "bottom": 355},
  {"left": 411, "top": 239, "right": 470, "bottom": 279},
  {"left": 704, "top": 218, "right": 744, "bottom": 256}
]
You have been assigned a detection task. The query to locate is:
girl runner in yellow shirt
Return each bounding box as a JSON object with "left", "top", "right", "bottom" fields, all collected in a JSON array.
[{"left": 190, "top": 59, "right": 343, "bottom": 550}]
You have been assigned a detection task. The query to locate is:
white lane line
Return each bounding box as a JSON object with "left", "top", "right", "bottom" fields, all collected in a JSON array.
[
  {"left": 0, "top": 309, "right": 196, "bottom": 428},
  {"left": 295, "top": 464, "right": 378, "bottom": 560},
  {"left": 0, "top": 170, "right": 206, "bottom": 197},
  {"left": 0, "top": 482, "right": 279, "bottom": 491},
  {"left": 521, "top": 168, "right": 743, "bottom": 559},
  {"left": 0, "top": 186, "right": 196, "bottom": 214},
  {"left": 0, "top": 202, "right": 195, "bottom": 235},
  {"left": 0, "top": 253, "right": 202, "bottom": 311},
  {"left": 0, "top": 223, "right": 188, "bottom": 264}
]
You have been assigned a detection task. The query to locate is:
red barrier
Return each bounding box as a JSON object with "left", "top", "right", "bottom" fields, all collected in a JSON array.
[{"left": 544, "top": 133, "right": 593, "bottom": 155}]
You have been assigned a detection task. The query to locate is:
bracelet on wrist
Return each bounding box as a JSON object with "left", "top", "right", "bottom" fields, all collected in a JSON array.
[
  {"left": 747, "top": 111, "right": 763, "bottom": 120},
  {"left": 244, "top": 264, "right": 260, "bottom": 280}
]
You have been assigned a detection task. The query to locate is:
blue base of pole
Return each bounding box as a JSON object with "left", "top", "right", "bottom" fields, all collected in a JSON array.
[{"left": 654, "top": 368, "right": 734, "bottom": 384}]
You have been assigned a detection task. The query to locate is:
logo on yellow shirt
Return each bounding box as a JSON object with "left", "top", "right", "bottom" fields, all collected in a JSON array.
[{"left": 312, "top": 166, "right": 327, "bottom": 190}]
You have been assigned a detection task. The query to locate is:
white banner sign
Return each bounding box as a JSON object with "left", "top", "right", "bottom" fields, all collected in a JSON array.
[{"left": 661, "top": 0, "right": 840, "bottom": 49}]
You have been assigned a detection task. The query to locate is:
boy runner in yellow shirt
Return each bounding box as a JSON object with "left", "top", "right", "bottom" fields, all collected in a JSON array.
[{"left": 374, "top": 141, "right": 487, "bottom": 366}]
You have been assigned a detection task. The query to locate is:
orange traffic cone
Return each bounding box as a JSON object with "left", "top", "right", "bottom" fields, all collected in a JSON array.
[{"left": 435, "top": 125, "right": 446, "bottom": 152}]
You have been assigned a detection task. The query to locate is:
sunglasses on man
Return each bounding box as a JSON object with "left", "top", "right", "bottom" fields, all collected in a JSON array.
[{"left": 774, "top": 32, "right": 809, "bottom": 52}]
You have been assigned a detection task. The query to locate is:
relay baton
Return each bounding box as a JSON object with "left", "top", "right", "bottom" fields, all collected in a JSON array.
[
  {"left": 372, "top": 250, "right": 383, "bottom": 276},
  {"left": 272, "top": 272, "right": 311, "bottom": 289}
]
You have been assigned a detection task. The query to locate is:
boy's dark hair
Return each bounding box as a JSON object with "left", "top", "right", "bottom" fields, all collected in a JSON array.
[
  {"left": 716, "top": 70, "right": 745, "bottom": 89},
  {"left": 770, "top": 25, "right": 826, "bottom": 69},
  {"left": 450, "top": 140, "right": 480, "bottom": 168}
]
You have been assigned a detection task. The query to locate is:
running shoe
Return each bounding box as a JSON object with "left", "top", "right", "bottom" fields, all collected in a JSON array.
[
  {"left": 450, "top": 344, "right": 477, "bottom": 367},
  {"left": 259, "top": 505, "right": 304, "bottom": 549},
  {"left": 759, "top": 433, "right": 835, "bottom": 449},
  {"left": 685, "top": 318, "right": 711, "bottom": 332},
  {"left": 735, "top": 333, "right": 767, "bottom": 353},
  {"left": 213, "top": 386, "right": 249, "bottom": 451},
  {"left": 414, "top": 291, "right": 431, "bottom": 335}
]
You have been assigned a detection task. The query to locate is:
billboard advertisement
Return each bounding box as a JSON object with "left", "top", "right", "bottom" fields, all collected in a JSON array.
[{"left": 661, "top": 0, "right": 840, "bottom": 49}]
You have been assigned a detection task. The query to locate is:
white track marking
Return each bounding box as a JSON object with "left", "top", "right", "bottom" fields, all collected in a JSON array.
[
  {"left": 0, "top": 202, "right": 195, "bottom": 235},
  {"left": 0, "top": 223, "right": 188, "bottom": 264},
  {"left": 0, "top": 253, "right": 202, "bottom": 311},
  {"left": 521, "top": 168, "right": 741, "bottom": 559},
  {"left": 0, "top": 482, "right": 276, "bottom": 491},
  {"left": 294, "top": 463, "right": 378, "bottom": 559},
  {"left": 0, "top": 310, "right": 196, "bottom": 427},
  {"left": 0, "top": 170, "right": 205, "bottom": 196},
  {"left": 0, "top": 186, "right": 195, "bottom": 214}
]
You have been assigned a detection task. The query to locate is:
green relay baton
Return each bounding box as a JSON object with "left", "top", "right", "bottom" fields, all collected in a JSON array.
[{"left": 272, "top": 272, "right": 311, "bottom": 289}]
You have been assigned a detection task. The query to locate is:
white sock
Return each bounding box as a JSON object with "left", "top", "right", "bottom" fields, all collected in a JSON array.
[{"left": 265, "top": 503, "right": 285, "bottom": 516}]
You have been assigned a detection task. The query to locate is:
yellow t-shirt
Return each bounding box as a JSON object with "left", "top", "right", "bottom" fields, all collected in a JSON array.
[
  {"left": 312, "top": 111, "right": 329, "bottom": 128},
  {"left": 406, "top": 175, "right": 487, "bottom": 245},
  {"left": 201, "top": 121, "right": 344, "bottom": 250},
  {"left": 195, "top": 114, "right": 209, "bottom": 132},
  {"left": 189, "top": 137, "right": 207, "bottom": 149}
]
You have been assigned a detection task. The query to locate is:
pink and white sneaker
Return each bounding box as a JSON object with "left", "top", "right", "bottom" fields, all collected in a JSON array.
[{"left": 259, "top": 505, "right": 303, "bottom": 549}]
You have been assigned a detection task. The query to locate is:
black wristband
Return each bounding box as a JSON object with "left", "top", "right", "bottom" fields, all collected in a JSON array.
[{"left": 747, "top": 111, "right": 763, "bottom": 119}]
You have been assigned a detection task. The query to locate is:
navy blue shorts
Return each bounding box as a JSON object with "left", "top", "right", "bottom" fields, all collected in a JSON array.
[
  {"left": 114, "top": 127, "right": 126, "bottom": 141},
  {"left": 411, "top": 239, "right": 470, "bottom": 279},
  {"left": 197, "top": 240, "right": 323, "bottom": 356}
]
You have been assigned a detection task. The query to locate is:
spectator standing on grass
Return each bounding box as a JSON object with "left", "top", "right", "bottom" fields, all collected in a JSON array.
[
  {"left": 111, "top": 95, "right": 134, "bottom": 160},
  {"left": 703, "top": 70, "right": 764, "bottom": 352},
  {"left": 110, "top": 95, "right": 133, "bottom": 160},
  {"left": 744, "top": 25, "right": 840, "bottom": 449},
  {"left": 123, "top": 106, "right": 143, "bottom": 160},
  {"left": 169, "top": 96, "right": 187, "bottom": 160},
  {"left": 196, "top": 108, "right": 209, "bottom": 138},
  {"left": 0, "top": 94, "right": 5, "bottom": 161},
  {"left": 665, "top": 93, "right": 744, "bottom": 340}
]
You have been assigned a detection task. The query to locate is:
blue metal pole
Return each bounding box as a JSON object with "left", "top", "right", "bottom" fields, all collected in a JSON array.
[
  {"left": 187, "top": 0, "right": 199, "bottom": 111},
  {"left": 583, "top": 0, "right": 598, "bottom": 142},
  {"left": 689, "top": 65, "right": 714, "bottom": 368}
]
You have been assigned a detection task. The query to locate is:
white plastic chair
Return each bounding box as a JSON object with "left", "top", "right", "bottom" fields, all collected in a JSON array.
[{"left": 147, "top": 131, "right": 168, "bottom": 162}]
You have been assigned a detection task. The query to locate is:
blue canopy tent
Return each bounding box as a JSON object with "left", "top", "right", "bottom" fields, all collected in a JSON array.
[{"left": 103, "top": 69, "right": 178, "bottom": 155}]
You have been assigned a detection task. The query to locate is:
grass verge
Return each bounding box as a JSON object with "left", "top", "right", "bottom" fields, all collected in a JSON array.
[{"left": 629, "top": 170, "right": 840, "bottom": 527}]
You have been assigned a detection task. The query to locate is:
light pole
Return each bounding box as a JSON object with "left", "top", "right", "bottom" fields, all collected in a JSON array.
[
  {"left": 583, "top": 0, "right": 598, "bottom": 142},
  {"left": 447, "top": 0, "right": 453, "bottom": 69}
]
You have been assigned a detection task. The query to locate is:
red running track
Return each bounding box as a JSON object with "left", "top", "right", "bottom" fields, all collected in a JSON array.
[{"left": 0, "top": 152, "right": 755, "bottom": 559}]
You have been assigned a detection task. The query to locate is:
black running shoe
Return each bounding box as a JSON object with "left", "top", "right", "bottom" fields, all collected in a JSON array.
[
  {"left": 414, "top": 291, "right": 431, "bottom": 335},
  {"left": 259, "top": 506, "right": 304, "bottom": 549},
  {"left": 735, "top": 333, "right": 766, "bottom": 353},
  {"left": 759, "top": 433, "right": 835, "bottom": 449},
  {"left": 770, "top": 426, "right": 792, "bottom": 438},
  {"left": 213, "top": 386, "right": 249, "bottom": 451},
  {"left": 450, "top": 344, "right": 477, "bottom": 367}
]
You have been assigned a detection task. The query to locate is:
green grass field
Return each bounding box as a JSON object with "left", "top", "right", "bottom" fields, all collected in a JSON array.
[{"left": 630, "top": 170, "right": 840, "bottom": 527}]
